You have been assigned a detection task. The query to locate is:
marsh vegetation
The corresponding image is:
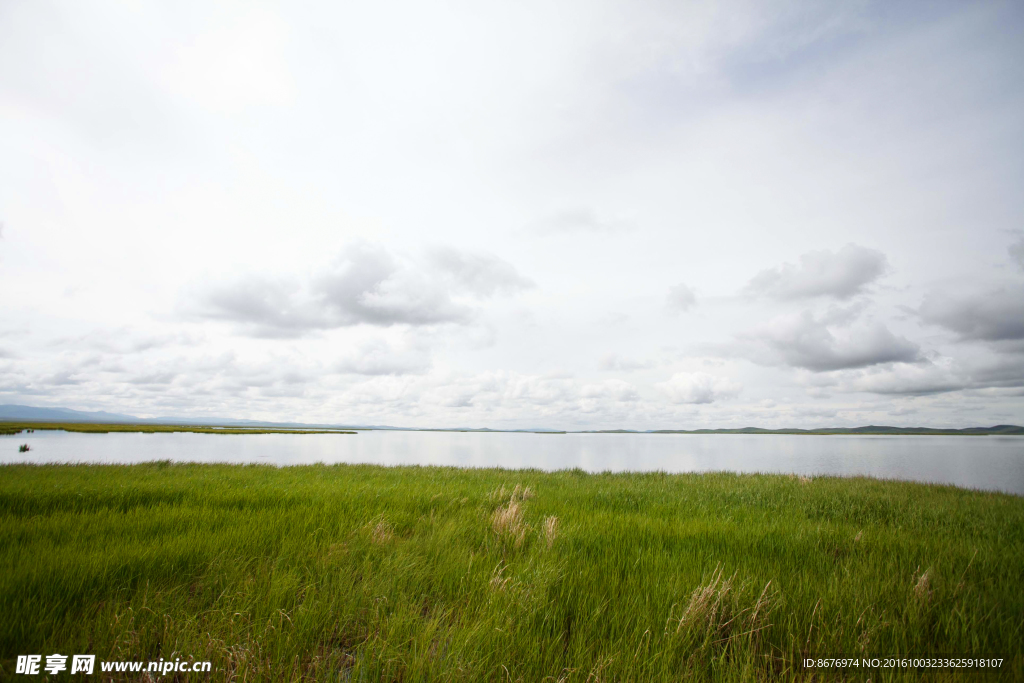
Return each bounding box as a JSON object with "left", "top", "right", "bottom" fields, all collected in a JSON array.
[
  {"left": 0, "top": 464, "right": 1020, "bottom": 680},
  {"left": 0, "top": 422, "right": 355, "bottom": 435}
]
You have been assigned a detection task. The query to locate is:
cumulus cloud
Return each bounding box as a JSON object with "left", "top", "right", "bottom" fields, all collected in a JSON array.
[
  {"left": 657, "top": 372, "right": 741, "bottom": 404},
  {"left": 745, "top": 244, "right": 889, "bottom": 300},
  {"left": 666, "top": 283, "right": 696, "bottom": 312},
  {"left": 738, "top": 306, "right": 920, "bottom": 371},
  {"left": 920, "top": 285, "right": 1024, "bottom": 342},
  {"left": 191, "top": 243, "right": 531, "bottom": 337},
  {"left": 314, "top": 244, "right": 471, "bottom": 327}
]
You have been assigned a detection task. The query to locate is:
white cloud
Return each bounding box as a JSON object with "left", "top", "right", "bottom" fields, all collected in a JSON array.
[
  {"left": 335, "top": 338, "right": 432, "bottom": 376},
  {"left": 737, "top": 306, "right": 920, "bottom": 372},
  {"left": 427, "top": 247, "right": 535, "bottom": 297},
  {"left": 657, "top": 372, "right": 741, "bottom": 404},
  {"left": 745, "top": 244, "right": 889, "bottom": 300},
  {"left": 599, "top": 354, "right": 654, "bottom": 372},
  {"left": 191, "top": 243, "right": 531, "bottom": 337},
  {"left": 162, "top": 8, "right": 295, "bottom": 112},
  {"left": 533, "top": 208, "right": 632, "bottom": 235},
  {"left": 666, "top": 283, "right": 696, "bottom": 312}
]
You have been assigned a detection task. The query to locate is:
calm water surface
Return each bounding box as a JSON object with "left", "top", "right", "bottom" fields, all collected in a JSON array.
[{"left": 3, "top": 430, "right": 1022, "bottom": 495}]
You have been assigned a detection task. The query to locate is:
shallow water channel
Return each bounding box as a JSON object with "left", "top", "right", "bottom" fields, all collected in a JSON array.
[{"left": 4, "top": 430, "right": 1023, "bottom": 496}]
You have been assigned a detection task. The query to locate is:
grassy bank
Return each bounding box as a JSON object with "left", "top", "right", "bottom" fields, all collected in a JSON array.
[
  {"left": 0, "top": 464, "right": 1021, "bottom": 681},
  {"left": 0, "top": 422, "right": 356, "bottom": 435}
]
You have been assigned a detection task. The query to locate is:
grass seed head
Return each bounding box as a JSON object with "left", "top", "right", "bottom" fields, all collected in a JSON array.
[
  {"left": 489, "top": 564, "right": 513, "bottom": 592},
  {"left": 543, "top": 515, "right": 559, "bottom": 548},
  {"left": 370, "top": 517, "right": 393, "bottom": 544},
  {"left": 674, "top": 564, "right": 735, "bottom": 634},
  {"left": 914, "top": 567, "right": 932, "bottom": 601},
  {"left": 669, "top": 565, "right": 776, "bottom": 653},
  {"left": 491, "top": 500, "right": 528, "bottom": 547}
]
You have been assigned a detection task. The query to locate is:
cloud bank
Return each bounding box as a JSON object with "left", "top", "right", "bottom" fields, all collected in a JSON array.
[{"left": 192, "top": 244, "right": 532, "bottom": 337}]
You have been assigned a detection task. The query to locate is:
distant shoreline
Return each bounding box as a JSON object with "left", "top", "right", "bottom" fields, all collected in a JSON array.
[{"left": 1, "top": 420, "right": 1022, "bottom": 436}]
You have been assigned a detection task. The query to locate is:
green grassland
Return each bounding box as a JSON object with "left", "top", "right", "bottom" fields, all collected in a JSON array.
[{"left": 0, "top": 464, "right": 1021, "bottom": 681}]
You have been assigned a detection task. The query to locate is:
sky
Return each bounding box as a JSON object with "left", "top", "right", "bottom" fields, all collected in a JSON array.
[{"left": 1, "top": 0, "right": 1023, "bottom": 429}]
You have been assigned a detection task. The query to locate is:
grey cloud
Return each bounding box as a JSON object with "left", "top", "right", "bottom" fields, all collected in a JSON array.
[
  {"left": 172, "top": 357, "right": 318, "bottom": 397},
  {"left": 44, "top": 370, "right": 85, "bottom": 386},
  {"left": 193, "top": 244, "right": 529, "bottom": 337},
  {"left": 1010, "top": 235, "right": 1024, "bottom": 271},
  {"left": 657, "top": 372, "right": 741, "bottom": 404},
  {"left": 967, "top": 353, "right": 1024, "bottom": 389},
  {"left": 195, "top": 276, "right": 324, "bottom": 338},
  {"left": 127, "top": 371, "right": 177, "bottom": 385},
  {"left": 666, "top": 283, "right": 696, "bottom": 312},
  {"left": 845, "top": 362, "right": 968, "bottom": 396},
  {"left": 919, "top": 285, "right": 1024, "bottom": 341},
  {"left": 314, "top": 244, "right": 470, "bottom": 327},
  {"left": 746, "top": 244, "right": 889, "bottom": 300},
  {"left": 534, "top": 209, "right": 631, "bottom": 235},
  {"left": 600, "top": 354, "right": 654, "bottom": 372},
  {"left": 427, "top": 247, "right": 535, "bottom": 297},
  {"left": 419, "top": 373, "right": 642, "bottom": 416},
  {"left": 820, "top": 349, "right": 1024, "bottom": 397},
  {"left": 580, "top": 379, "right": 640, "bottom": 402},
  {"left": 50, "top": 329, "right": 203, "bottom": 353},
  {"left": 740, "top": 308, "right": 920, "bottom": 371}
]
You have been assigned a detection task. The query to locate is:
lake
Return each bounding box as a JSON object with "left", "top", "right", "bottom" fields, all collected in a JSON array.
[{"left": 3, "top": 430, "right": 1022, "bottom": 495}]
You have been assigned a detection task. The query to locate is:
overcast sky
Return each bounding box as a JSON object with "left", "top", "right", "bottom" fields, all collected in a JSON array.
[{"left": 2, "top": 0, "right": 1023, "bottom": 429}]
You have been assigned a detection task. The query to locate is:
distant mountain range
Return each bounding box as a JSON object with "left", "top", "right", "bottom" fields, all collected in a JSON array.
[
  {"left": 0, "top": 404, "right": 390, "bottom": 430},
  {"left": 638, "top": 425, "right": 1024, "bottom": 435},
  {"left": 1, "top": 404, "right": 1022, "bottom": 435}
]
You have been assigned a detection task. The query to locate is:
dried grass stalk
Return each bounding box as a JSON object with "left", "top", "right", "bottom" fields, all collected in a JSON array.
[
  {"left": 370, "top": 517, "right": 393, "bottom": 544},
  {"left": 492, "top": 500, "right": 528, "bottom": 547},
  {"left": 543, "top": 516, "right": 559, "bottom": 548}
]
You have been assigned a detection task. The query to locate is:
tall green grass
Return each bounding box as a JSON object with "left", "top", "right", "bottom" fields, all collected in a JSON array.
[{"left": 0, "top": 464, "right": 1020, "bottom": 681}]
